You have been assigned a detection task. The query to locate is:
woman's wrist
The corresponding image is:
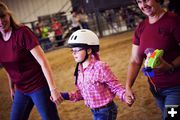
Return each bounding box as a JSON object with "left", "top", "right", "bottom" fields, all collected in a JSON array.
[
  {"left": 169, "top": 63, "right": 175, "bottom": 73},
  {"left": 50, "top": 87, "right": 57, "bottom": 92}
]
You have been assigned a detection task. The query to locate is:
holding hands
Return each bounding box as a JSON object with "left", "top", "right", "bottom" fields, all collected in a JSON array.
[
  {"left": 124, "top": 88, "right": 135, "bottom": 107},
  {"left": 50, "top": 88, "right": 64, "bottom": 105}
]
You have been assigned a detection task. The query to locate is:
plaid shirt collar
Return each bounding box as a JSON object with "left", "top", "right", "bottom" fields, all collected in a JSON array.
[{"left": 79, "top": 57, "right": 98, "bottom": 72}]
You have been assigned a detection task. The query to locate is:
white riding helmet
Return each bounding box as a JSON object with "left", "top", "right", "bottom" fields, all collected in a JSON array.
[{"left": 68, "top": 29, "right": 99, "bottom": 52}]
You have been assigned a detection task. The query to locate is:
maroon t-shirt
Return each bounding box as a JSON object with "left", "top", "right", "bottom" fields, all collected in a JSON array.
[
  {"left": 0, "top": 26, "right": 48, "bottom": 93},
  {"left": 133, "top": 12, "right": 180, "bottom": 88}
]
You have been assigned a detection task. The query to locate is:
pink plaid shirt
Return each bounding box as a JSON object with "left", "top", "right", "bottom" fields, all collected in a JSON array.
[{"left": 69, "top": 59, "right": 125, "bottom": 109}]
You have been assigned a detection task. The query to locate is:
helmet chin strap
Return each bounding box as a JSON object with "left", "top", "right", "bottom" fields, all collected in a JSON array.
[
  {"left": 79, "top": 49, "right": 89, "bottom": 64},
  {"left": 74, "top": 49, "right": 89, "bottom": 85}
]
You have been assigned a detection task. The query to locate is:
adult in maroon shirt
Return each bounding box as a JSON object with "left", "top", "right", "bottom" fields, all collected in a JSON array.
[
  {"left": 0, "top": 2, "right": 62, "bottom": 120},
  {"left": 125, "top": 0, "right": 180, "bottom": 119}
]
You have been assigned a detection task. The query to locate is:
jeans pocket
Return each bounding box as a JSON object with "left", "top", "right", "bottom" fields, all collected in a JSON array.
[{"left": 110, "top": 104, "right": 118, "bottom": 120}]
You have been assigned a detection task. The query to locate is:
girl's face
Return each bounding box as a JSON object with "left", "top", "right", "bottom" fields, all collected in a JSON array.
[
  {"left": 136, "top": 0, "right": 160, "bottom": 17},
  {"left": 71, "top": 47, "right": 86, "bottom": 63},
  {"left": 0, "top": 13, "right": 10, "bottom": 32}
]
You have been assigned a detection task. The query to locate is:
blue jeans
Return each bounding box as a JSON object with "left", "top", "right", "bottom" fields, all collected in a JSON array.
[
  {"left": 91, "top": 102, "right": 118, "bottom": 120},
  {"left": 150, "top": 85, "right": 180, "bottom": 120},
  {"left": 10, "top": 87, "right": 60, "bottom": 120}
]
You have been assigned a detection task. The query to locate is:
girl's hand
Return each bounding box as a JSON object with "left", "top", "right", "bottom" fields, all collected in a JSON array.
[{"left": 124, "top": 88, "right": 135, "bottom": 107}]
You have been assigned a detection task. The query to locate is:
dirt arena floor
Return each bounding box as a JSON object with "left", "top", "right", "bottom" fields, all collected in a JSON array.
[{"left": 0, "top": 31, "right": 161, "bottom": 120}]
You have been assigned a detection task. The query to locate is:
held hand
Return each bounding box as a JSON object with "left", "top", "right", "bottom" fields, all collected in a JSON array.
[
  {"left": 156, "top": 57, "right": 173, "bottom": 72},
  {"left": 125, "top": 88, "right": 135, "bottom": 107},
  {"left": 50, "top": 88, "right": 64, "bottom": 105}
]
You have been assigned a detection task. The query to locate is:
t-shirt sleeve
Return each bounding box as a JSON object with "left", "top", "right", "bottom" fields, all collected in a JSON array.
[
  {"left": 133, "top": 29, "right": 140, "bottom": 45},
  {"left": 132, "top": 20, "right": 146, "bottom": 45},
  {"left": 21, "top": 26, "right": 39, "bottom": 50},
  {"left": 173, "top": 16, "right": 180, "bottom": 44}
]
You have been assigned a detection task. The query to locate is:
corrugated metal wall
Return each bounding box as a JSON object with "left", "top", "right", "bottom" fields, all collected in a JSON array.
[{"left": 1, "top": 0, "right": 72, "bottom": 23}]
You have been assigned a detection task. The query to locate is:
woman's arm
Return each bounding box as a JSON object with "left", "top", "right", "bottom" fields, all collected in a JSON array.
[
  {"left": 30, "top": 45, "right": 63, "bottom": 105},
  {"left": 171, "top": 56, "right": 180, "bottom": 69},
  {"left": 126, "top": 45, "right": 143, "bottom": 89},
  {"left": 5, "top": 71, "right": 15, "bottom": 101},
  {"left": 125, "top": 44, "right": 143, "bottom": 104},
  {"left": 157, "top": 56, "right": 180, "bottom": 72}
]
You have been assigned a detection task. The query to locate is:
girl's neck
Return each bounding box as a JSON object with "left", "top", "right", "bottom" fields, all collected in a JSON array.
[
  {"left": 149, "top": 8, "right": 166, "bottom": 24},
  {"left": 81, "top": 54, "right": 99, "bottom": 69},
  {"left": 82, "top": 58, "right": 90, "bottom": 69}
]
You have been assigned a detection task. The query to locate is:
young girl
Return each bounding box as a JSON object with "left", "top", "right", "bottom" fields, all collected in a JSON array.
[{"left": 61, "top": 29, "right": 131, "bottom": 120}]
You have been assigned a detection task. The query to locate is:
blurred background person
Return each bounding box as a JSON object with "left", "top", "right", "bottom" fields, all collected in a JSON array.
[
  {"left": 51, "top": 18, "right": 63, "bottom": 47},
  {"left": 70, "top": 10, "right": 81, "bottom": 32},
  {"left": 168, "top": 0, "right": 180, "bottom": 16},
  {"left": 79, "top": 8, "right": 89, "bottom": 29}
]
